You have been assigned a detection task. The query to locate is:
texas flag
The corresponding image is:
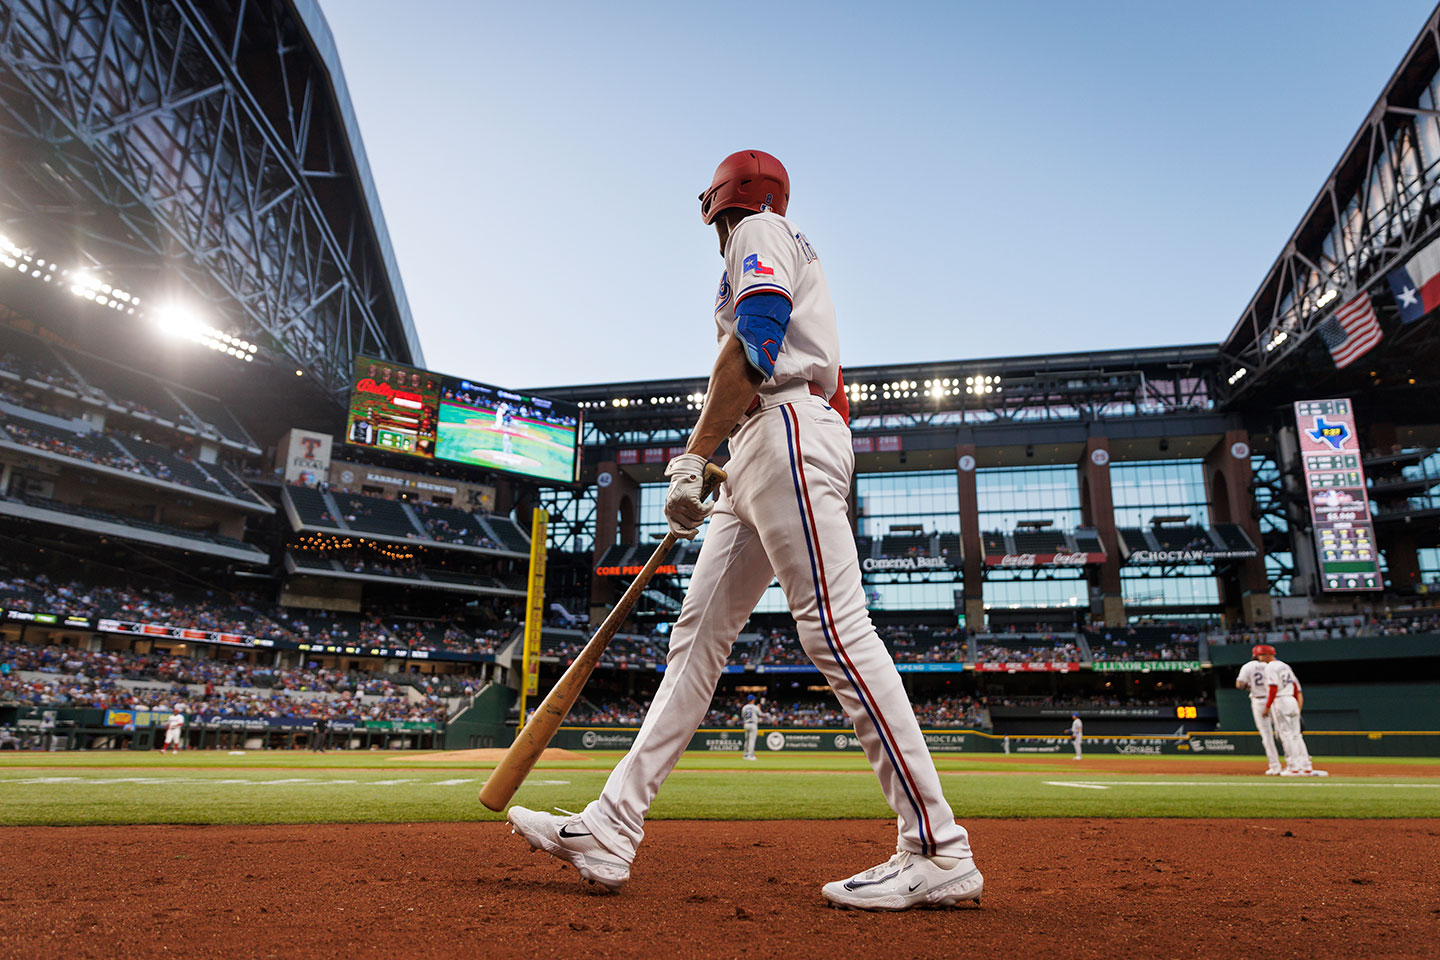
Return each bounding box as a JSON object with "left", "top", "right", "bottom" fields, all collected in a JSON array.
[
  {"left": 742, "top": 253, "right": 774, "bottom": 277},
  {"left": 1384, "top": 234, "right": 1440, "bottom": 324}
]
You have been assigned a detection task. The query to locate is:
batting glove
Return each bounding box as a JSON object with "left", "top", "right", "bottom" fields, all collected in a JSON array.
[{"left": 664, "top": 453, "right": 714, "bottom": 539}]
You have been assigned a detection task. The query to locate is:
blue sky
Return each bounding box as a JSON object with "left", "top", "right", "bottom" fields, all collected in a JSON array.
[{"left": 320, "top": 0, "right": 1436, "bottom": 389}]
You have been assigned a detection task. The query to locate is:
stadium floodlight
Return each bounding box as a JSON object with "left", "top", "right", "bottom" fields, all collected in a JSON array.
[
  {"left": 1227, "top": 367, "right": 1248, "bottom": 385},
  {"left": 1316, "top": 289, "right": 1339, "bottom": 308}
]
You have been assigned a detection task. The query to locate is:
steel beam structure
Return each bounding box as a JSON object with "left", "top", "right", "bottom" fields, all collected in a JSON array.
[
  {"left": 1219, "top": 5, "right": 1440, "bottom": 403},
  {"left": 0, "top": 0, "right": 420, "bottom": 393}
]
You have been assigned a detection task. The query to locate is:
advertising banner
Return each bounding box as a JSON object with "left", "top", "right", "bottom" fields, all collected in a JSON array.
[
  {"left": 983, "top": 552, "right": 1105, "bottom": 568},
  {"left": 278, "top": 429, "right": 333, "bottom": 484},
  {"left": 972, "top": 661, "right": 1080, "bottom": 673},
  {"left": 1091, "top": 661, "right": 1205, "bottom": 672}
]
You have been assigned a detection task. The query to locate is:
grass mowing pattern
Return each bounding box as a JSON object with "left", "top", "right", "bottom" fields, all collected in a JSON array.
[{"left": 0, "top": 752, "right": 1436, "bottom": 826}]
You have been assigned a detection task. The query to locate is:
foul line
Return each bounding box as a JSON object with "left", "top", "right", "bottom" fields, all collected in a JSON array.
[{"left": 1046, "top": 780, "right": 1440, "bottom": 790}]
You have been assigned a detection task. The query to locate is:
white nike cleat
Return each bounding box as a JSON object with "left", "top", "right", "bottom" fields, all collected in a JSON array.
[
  {"left": 1264, "top": 767, "right": 1282, "bottom": 775},
  {"left": 507, "top": 806, "right": 630, "bottom": 891},
  {"left": 822, "top": 851, "right": 983, "bottom": 911}
]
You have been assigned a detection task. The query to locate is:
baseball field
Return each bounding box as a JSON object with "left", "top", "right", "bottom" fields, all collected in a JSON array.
[{"left": 2, "top": 750, "right": 1436, "bottom": 959}]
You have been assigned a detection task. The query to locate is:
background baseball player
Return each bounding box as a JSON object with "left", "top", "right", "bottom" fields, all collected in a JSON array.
[
  {"left": 1068, "top": 712, "right": 1083, "bottom": 760},
  {"left": 739, "top": 694, "right": 764, "bottom": 761},
  {"left": 510, "top": 149, "right": 982, "bottom": 911},
  {"left": 161, "top": 704, "right": 185, "bottom": 755},
  {"left": 1261, "top": 653, "right": 1327, "bottom": 777},
  {"left": 1236, "top": 645, "right": 1284, "bottom": 774}
]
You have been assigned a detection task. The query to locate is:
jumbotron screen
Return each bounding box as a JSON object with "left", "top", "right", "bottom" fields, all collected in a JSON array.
[
  {"left": 344, "top": 357, "right": 440, "bottom": 458},
  {"left": 344, "top": 357, "right": 582, "bottom": 484}
]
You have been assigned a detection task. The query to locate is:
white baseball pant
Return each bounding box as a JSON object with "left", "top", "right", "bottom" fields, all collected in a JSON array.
[
  {"left": 743, "top": 724, "right": 758, "bottom": 759},
  {"left": 1270, "top": 697, "right": 1312, "bottom": 772},
  {"left": 580, "top": 395, "right": 971, "bottom": 861},
  {"left": 1249, "top": 698, "right": 1281, "bottom": 771}
]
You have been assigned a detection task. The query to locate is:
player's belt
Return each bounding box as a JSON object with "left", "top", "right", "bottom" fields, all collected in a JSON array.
[{"left": 741, "top": 381, "right": 831, "bottom": 419}]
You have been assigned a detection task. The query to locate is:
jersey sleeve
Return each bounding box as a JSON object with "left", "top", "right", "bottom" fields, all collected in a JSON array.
[{"left": 726, "top": 217, "right": 797, "bottom": 305}]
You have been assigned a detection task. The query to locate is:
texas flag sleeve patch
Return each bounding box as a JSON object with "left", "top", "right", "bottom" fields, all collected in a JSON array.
[{"left": 742, "top": 253, "right": 775, "bottom": 277}]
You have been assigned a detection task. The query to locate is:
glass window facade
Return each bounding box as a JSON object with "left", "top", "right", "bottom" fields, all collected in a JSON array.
[
  {"left": 975, "top": 465, "right": 1082, "bottom": 530},
  {"left": 856, "top": 470, "right": 959, "bottom": 536},
  {"left": 1109, "top": 460, "right": 1219, "bottom": 607}
]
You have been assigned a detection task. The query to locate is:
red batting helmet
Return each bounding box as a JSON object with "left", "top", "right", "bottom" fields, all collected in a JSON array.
[
  {"left": 699, "top": 150, "right": 789, "bottom": 225},
  {"left": 1252, "top": 644, "right": 1276, "bottom": 658}
]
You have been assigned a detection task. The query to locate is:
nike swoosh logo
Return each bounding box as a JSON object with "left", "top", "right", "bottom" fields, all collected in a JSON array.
[
  {"left": 558, "top": 825, "right": 591, "bottom": 839},
  {"left": 908, "top": 880, "right": 923, "bottom": 892},
  {"left": 843, "top": 869, "right": 900, "bottom": 891}
]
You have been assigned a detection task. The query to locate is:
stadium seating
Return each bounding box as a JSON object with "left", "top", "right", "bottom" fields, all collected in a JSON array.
[
  {"left": 982, "top": 532, "right": 1007, "bottom": 555},
  {"left": 936, "top": 532, "right": 962, "bottom": 561},
  {"left": 3, "top": 493, "right": 260, "bottom": 555},
  {"left": 1210, "top": 524, "right": 1256, "bottom": 553},
  {"left": 1073, "top": 528, "right": 1104, "bottom": 554},
  {"left": 286, "top": 485, "right": 341, "bottom": 528},
  {"left": 336, "top": 492, "right": 423, "bottom": 538},
  {"left": 479, "top": 515, "right": 530, "bottom": 553},
  {"left": 879, "top": 534, "right": 931, "bottom": 558},
  {"left": 1012, "top": 529, "right": 1068, "bottom": 553},
  {"left": 175, "top": 390, "right": 259, "bottom": 450},
  {"left": 1148, "top": 525, "right": 1211, "bottom": 552},
  {"left": 409, "top": 501, "right": 501, "bottom": 548}
]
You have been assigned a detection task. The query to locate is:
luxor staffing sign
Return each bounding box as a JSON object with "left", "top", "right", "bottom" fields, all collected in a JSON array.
[{"left": 1294, "top": 398, "right": 1382, "bottom": 591}]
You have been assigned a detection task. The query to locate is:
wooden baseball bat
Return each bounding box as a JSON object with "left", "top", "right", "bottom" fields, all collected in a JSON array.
[{"left": 479, "top": 462, "right": 726, "bottom": 811}]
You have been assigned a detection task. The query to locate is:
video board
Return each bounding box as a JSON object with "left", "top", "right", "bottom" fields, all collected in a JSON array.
[
  {"left": 344, "top": 357, "right": 581, "bottom": 484},
  {"left": 1294, "top": 398, "right": 1382, "bottom": 592},
  {"left": 344, "top": 357, "right": 440, "bottom": 458}
]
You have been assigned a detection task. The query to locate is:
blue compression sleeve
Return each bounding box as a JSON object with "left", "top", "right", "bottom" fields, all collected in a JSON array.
[{"left": 734, "top": 292, "right": 792, "bottom": 379}]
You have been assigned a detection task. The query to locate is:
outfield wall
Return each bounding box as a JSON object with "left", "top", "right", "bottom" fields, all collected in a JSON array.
[{"left": 544, "top": 726, "right": 1440, "bottom": 757}]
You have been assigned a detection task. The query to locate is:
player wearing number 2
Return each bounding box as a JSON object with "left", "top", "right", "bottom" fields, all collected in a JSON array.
[
  {"left": 509, "top": 150, "right": 982, "bottom": 910},
  {"left": 1237, "top": 645, "right": 1284, "bottom": 774},
  {"left": 1260, "top": 651, "right": 1327, "bottom": 777}
]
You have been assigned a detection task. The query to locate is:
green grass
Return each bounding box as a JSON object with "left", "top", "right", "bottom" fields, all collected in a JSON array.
[{"left": 0, "top": 751, "right": 1436, "bottom": 826}]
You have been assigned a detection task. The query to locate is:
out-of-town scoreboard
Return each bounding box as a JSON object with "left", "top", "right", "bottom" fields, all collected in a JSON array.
[{"left": 1294, "top": 398, "right": 1382, "bottom": 591}]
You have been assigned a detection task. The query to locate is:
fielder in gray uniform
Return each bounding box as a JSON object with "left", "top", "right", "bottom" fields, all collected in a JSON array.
[{"left": 740, "top": 694, "right": 765, "bottom": 760}]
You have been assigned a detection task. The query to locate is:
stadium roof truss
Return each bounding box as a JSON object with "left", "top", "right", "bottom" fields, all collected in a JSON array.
[
  {"left": 1220, "top": 6, "right": 1440, "bottom": 403},
  {"left": 0, "top": 0, "right": 422, "bottom": 393},
  {"left": 544, "top": 345, "right": 1221, "bottom": 449}
]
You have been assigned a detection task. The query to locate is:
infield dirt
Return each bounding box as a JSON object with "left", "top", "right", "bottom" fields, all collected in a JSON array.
[{"left": 2, "top": 818, "right": 1433, "bottom": 960}]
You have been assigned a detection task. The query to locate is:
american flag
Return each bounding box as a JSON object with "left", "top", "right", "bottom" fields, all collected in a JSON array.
[{"left": 1317, "top": 292, "right": 1383, "bottom": 369}]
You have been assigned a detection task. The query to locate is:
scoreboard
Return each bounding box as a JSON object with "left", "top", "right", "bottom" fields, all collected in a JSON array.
[{"left": 1293, "top": 398, "right": 1381, "bottom": 591}]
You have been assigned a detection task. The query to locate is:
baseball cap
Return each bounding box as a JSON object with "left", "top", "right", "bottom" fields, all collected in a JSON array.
[{"left": 1251, "top": 644, "right": 1276, "bottom": 658}]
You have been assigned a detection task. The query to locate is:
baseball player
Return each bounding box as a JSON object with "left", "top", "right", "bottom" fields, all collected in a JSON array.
[
  {"left": 1236, "top": 644, "right": 1284, "bottom": 774},
  {"left": 1068, "top": 713, "right": 1083, "bottom": 760},
  {"left": 1260, "top": 654, "right": 1327, "bottom": 777},
  {"left": 161, "top": 705, "right": 185, "bottom": 755},
  {"left": 739, "top": 694, "right": 764, "bottom": 761},
  {"left": 510, "top": 150, "right": 982, "bottom": 911}
]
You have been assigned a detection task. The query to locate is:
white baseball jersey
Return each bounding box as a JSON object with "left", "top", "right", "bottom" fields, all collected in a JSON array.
[
  {"left": 713, "top": 212, "right": 841, "bottom": 400},
  {"left": 1070, "top": 717, "right": 1083, "bottom": 738},
  {"left": 166, "top": 712, "right": 185, "bottom": 732},
  {"left": 1264, "top": 659, "right": 1302, "bottom": 699},
  {"left": 1238, "top": 659, "right": 1271, "bottom": 699},
  {"left": 578, "top": 206, "right": 970, "bottom": 864},
  {"left": 741, "top": 703, "right": 761, "bottom": 727}
]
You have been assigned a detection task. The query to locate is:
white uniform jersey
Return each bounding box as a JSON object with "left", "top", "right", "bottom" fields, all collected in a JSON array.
[
  {"left": 1070, "top": 718, "right": 1083, "bottom": 737},
  {"left": 166, "top": 712, "right": 185, "bottom": 731},
  {"left": 1263, "top": 659, "right": 1302, "bottom": 699},
  {"left": 1238, "top": 659, "right": 1271, "bottom": 700},
  {"left": 740, "top": 703, "right": 761, "bottom": 726},
  {"left": 713, "top": 212, "right": 841, "bottom": 400}
]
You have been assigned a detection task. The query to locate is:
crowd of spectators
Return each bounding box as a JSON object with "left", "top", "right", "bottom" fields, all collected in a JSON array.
[
  {"left": 0, "top": 564, "right": 512, "bottom": 658},
  {"left": 410, "top": 502, "right": 501, "bottom": 549},
  {"left": 972, "top": 633, "right": 1082, "bottom": 664},
  {"left": 566, "top": 694, "right": 988, "bottom": 730},
  {"left": 0, "top": 639, "right": 479, "bottom": 723},
  {"left": 1209, "top": 611, "right": 1440, "bottom": 646}
]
